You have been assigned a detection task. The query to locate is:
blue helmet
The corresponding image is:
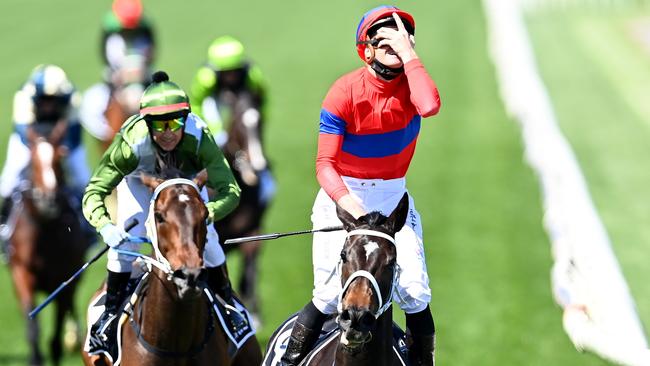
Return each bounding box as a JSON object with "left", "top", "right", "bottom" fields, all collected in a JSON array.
[{"left": 26, "top": 64, "right": 75, "bottom": 103}]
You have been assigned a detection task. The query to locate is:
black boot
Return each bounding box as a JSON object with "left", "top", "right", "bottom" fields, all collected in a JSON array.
[
  {"left": 88, "top": 270, "right": 130, "bottom": 355},
  {"left": 406, "top": 306, "right": 436, "bottom": 366},
  {"left": 280, "top": 301, "right": 328, "bottom": 366},
  {"left": 207, "top": 264, "right": 248, "bottom": 334}
]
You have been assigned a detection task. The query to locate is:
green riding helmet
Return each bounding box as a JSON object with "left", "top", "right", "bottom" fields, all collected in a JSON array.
[
  {"left": 207, "top": 36, "right": 247, "bottom": 71},
  {"left": 139, "top": 71, "right": 190, "bottom": 120}
]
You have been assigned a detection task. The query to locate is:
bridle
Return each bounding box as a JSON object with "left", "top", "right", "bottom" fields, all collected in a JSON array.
[{"left": 335, "top": 229, "right": 403, "bottom": 319}]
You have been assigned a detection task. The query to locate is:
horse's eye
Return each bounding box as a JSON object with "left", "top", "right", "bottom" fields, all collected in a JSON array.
[
  {"left": 154, "top": 212, "right": 165, "bottom": 223},
  {"left": 340, "top": 250, "right": 347, "bottom": 263}
]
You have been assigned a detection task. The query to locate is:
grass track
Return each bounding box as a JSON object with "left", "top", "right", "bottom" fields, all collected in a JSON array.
[{"left": 0, "top": 0, "right": 622, "bottom": 364}]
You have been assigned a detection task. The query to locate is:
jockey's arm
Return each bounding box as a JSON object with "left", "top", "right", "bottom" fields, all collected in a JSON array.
[
  {"left": 197, "top": 129, "right": 241, "bottom": 223},
  {"left": 82, "top": 132, "right": 138, "bottom": 230},
  {"left": 246, "top": 64, "right": 270, "bottom": 122}
]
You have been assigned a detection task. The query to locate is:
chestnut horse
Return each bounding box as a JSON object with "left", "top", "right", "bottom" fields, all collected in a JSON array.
[
  {"left": 215, "top": 90, "right": 272, "bottom": 319},
  {"left": 265, "top": 193, "right": 409, "bottom": 366},
  {"left": 82, "top": 170, "right": 263, "bottom": 366},
  {"left": 7, "top": 121, "right": 87, "bottom": 366}
]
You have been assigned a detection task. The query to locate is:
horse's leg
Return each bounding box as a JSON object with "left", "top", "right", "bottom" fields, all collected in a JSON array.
[
  {"left": 238, "top": 239, "right": 261, "bottom": 313},
  {"left": 230, "top": 335, "right": 263, "bottom": 366},
  {"left": 11, "top": 265, "right": 43, "bottom": 366},
  {"left": 50, "top": 293, "right": 71, "bottom": 366}
]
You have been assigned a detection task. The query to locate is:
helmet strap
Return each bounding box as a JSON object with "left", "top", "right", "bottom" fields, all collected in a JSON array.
[{"left": 369, "top": 59, "right": 404, "bottom": 80}]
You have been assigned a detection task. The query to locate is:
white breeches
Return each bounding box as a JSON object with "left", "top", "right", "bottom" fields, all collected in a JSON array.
[
  {"left": 106, "top": 175, "right": 225, "bottom": 273},
  {"left": 0, "top": 133, "right": 90, "bottom": 197},
  {"left": 310, "top": 176, "right": 432, "bottom": 314}
]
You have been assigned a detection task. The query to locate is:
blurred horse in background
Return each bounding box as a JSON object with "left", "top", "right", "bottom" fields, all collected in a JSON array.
[
  {"left": 7, "top": 121, "right": 88, "bottom": 366},
  {"left": 215, "top": 90, "right": 273, "bottom": 322}
]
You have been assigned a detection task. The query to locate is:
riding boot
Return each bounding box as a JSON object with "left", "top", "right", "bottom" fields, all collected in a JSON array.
[
  {"left": 280, "top": 301, "right": 328, "bottom": 366},
  {"left": 207, "top": 264, "right": 249, "bottom": 333},
  {"left": 405, "top": 306, "right": 436, "bottom": 366},
  {"left": 88, "top": 270, "right": 131, "bottom": 354},
  {"left": 406, "top": 332, "right": 435, "bottom": 366}
]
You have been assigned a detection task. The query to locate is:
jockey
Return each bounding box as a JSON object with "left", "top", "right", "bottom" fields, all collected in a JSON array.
[
  {"left": 101, "top": 0, "right": 155, "bottom": 75},
  {"left": 190, "top": 35, "right": 275, "bottom": 205},
  {"left": 280, "top": 6, "right": 441, "bottom": 366},
  {"left": 0, "top": 64, "right": 91, "bottom": 242},
  {"left": 81, "top": 0, "right": 154, "bottom": 142},
  {"left": 82, "top": 71, "right": 246, "bottom": 355}
]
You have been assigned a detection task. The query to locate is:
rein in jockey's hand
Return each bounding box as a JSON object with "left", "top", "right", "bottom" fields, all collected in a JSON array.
[
  {"left": 99, "top": 223, "right": 128, "bottom": 248},
  {"left": 375, "top": 13, "right": 418, "bottom": 64}
]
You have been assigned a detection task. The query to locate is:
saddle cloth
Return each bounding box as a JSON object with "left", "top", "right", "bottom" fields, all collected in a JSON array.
[
  {"left": 83, "top": 270, "right": 256, "bottom": 365},
  {"left": 262, "top": 312, "right": 409, "bottom": 366}
]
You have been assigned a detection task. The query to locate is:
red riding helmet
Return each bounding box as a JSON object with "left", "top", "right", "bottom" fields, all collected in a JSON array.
[{"left": 355, "top": 5, "right": 415, "bottom": 62}]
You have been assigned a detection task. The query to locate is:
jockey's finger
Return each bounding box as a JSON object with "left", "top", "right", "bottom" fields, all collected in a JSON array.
[
  {"left": 393, "top": 13, "right": 408, "bottom": 34},
  {"left": 409, "top": 34, "right": 416, "bottom": 48}
]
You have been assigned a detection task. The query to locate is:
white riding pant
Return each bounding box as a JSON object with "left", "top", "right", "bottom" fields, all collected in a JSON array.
[
  {"left": 107, "top": 175, "right": 225, "bottom": 273},
  {"left": 311, "top": 176, "right": 431, "bottom": 314},
  {"left": 0, "top": 133, "right": 90, "bottom": 198}
]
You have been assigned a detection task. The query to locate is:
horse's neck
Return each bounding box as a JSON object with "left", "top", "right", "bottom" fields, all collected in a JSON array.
[
  {"left": 335, "top": 309, "right": 395, "bottom": 366},
  {"left": 138, "top": 274, "right": 212, "bottom": 351}
]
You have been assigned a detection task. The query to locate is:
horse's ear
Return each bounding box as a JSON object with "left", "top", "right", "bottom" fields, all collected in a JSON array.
[
  {"left": 193, "top": 169, "right": 208, "bottom": 189},
  {"left": 335, "top": 202, "right": 358, "bottom": 232},
  {"left": 386, "top": 193, "right": 409, "bottom": 234},
  {"left": 49, "top": 120, "right": 68, "bottom": 146},
  {"left": 140, "top": 172, "right": 163, "bottom": 191},
  {"left": 27, "top": 126, "right": 38, "bottom": 145}
]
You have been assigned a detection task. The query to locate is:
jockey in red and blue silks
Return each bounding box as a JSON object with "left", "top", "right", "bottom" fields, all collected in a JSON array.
[{"left": 280, "top": 6, "right": 440, "bottom": 366}]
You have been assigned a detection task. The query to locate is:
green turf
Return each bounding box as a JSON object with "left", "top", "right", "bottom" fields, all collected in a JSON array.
[
  {"left": 527, "top": 7, "right": 650, "bottom": 338},
  {"left": 0, "top": 0, "right": 619, "bottom": 365}
]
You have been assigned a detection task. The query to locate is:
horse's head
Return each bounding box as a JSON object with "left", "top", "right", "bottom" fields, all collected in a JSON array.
[
  {"left": 223, "top": 91, "right": 267, "bottom": 187},
  {"left": 141, "top": 169, "right": 210, "bottom": 300},
  {"left": 26, "top": 120, "right": 68, "bottom": 218},
  {"left": 336, "top": 193, "right": 409, "bottom": 349}
]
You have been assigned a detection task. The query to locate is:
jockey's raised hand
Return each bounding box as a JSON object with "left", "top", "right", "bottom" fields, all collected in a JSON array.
[
  {"left": 99, "top": 223, "right": 128, "bottom": 248},
  {"left": 374, "top": 13, "right": 418, "bottom": 63}
]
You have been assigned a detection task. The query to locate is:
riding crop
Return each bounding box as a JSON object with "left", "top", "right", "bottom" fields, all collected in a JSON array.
[
  {"left": 224, "top": 225, "right": 344, "bottom": 245},
  {"left": 28, "top": 218, "right": 141, "bottom": 319}
]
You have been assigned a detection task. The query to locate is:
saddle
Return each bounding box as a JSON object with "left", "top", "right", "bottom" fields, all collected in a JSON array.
[
  {"left": 83, "top": 269, "right": 256, "bottom": 365},
  {"left": 262, "top": 313, "right": 410, "bottom": 366}
]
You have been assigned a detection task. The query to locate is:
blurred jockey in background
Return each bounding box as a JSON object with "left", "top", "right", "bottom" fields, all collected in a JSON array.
[
  {"left": 190, "top": 35, "right": 275, "bottom": 206},
  {"left": 0, "top": 65, "right": 91, "bottom": 244},
  {"left": 81, "top": 0, "right": 154, "bottom": 143}
]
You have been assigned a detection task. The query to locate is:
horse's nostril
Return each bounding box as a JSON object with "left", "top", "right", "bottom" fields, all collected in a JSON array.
[
  {"left": 361, "top": 312, "right": 375, "bottom": 328},
  {"left": 340, "top": 310, "right": 351, "bottom": 321},
  {"left": 173, "top": 269, "right": 186, "bottom": 280}
]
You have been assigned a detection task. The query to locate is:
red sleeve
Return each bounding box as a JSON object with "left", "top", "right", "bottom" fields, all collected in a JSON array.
[
  {"left": 316, "top": 133, "right": 349, "bottom": 201},
  {"left": 404, "top": 59, "right": 441, "bottom": 117}
]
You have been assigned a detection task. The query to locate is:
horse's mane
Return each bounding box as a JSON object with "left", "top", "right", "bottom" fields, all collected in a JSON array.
[{"left": 153, "top": 148, "right": 186, "bottom": 179}]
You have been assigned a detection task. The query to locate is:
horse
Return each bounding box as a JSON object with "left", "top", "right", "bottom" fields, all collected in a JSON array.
[
  {"left": 264, "top": 193, "right": 410, "bottom": 366},
  {"left": 214, "top": 90, "right": 272, "bottom": 319},
  {"left": 6, "top": 120, "right": 88, "bottom": 366},
  {"left": 82, "top": 170, "right": 263, "bottom": 366}
]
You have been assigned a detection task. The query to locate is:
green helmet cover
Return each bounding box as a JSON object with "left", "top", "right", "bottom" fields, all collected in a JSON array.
[
  {"left": 207, "top": 36, "right": 246, "bottom": 71},
  {"left": 139, "top": 71, "right": 190, "bottom": 118}
]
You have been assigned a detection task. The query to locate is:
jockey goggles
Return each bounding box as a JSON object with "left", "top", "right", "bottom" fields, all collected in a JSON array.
[{"left": 149, "top": 116, "right": 185, "bottom": 132}]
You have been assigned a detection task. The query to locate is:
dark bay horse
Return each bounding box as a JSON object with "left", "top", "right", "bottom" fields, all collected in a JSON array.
[
  {"left": 7, "top": 121, "right": 88, "bottom": 366},
  {"left": 215, "top": 90, "right": 272, "bottom": 319},
  {"left": 82, "top": 170, "right": 263, "bottom": 366},
  {"left": 265, "top": 193, "right": 409, "bottom": 366}
]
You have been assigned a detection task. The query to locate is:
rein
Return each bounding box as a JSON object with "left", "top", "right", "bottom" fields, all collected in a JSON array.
[{"left": 335, "top": 229, "right": 403, "bottom": 319}]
